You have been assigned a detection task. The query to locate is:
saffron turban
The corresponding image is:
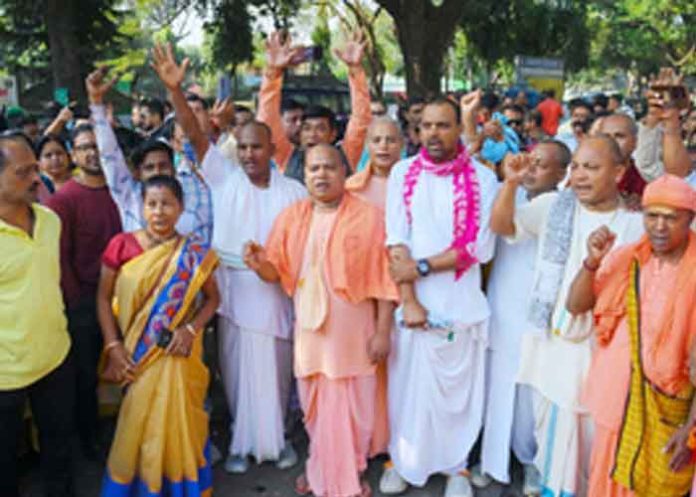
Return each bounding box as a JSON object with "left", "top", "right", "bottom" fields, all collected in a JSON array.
[{"left": 642, "top": 174, "right": 696, "bottom": 212}]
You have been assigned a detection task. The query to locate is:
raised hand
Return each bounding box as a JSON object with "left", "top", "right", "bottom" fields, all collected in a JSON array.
[
  {"left": 586, "top": 226, "right": 616, "bottom": 267},
  {"left": 460, "top": 90, "right": 482, "bottom": 118},
  {"left": 265, "top": 31, "right": 303, "bottom": 72},
  {"left": 86, "top": 67, "right": 119, "bottom": 105},
  {"left": 502, "top": 153, "right": 530, "bottom": 185},
  {"left": 151, "top": 43, "right": 189, "bottom": 90},
  {"left": 333, "top": 29, "right": 366, "bottom": 68},
  {"left": 211, "top": 98, "right": 235, "bottom": 131}
]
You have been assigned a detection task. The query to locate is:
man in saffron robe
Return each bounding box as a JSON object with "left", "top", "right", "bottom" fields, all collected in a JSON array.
[
  {"left": 380, "top": 96, "right": 499, "bottom": 497},
  {"left": 566, "top": 174, "right": 696, "bottom": 497},
  {"left": 345, "top": 116, "right": 403, "bottom": 457},
  {"left": 244, "top": 143, "right": 398, "bottom": 497}
]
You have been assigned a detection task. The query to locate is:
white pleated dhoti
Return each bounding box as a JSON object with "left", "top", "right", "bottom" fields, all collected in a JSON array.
[
  {"left": 218, "top": 317, "right": 294, "bottom": 462},
  {"left": 388, "top": 320, "right": 488, "bottom": 486},
  {"left": 481, "top": 348, "right": 537, "bottom": 483}
]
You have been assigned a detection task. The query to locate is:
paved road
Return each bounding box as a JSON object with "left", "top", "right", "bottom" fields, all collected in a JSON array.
[
  {"left": 21, "top": 333, "right": 526, "bottom": 497},
  {"left": 21, "top": 425, "right": 525, "bottom": 497}
]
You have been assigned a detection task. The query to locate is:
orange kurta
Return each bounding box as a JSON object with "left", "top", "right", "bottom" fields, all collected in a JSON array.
[
  {"left": 345, "top": 165, "right": 391, "bottom": 456},
  {"left": 265, "top": 193, "right": 397, "bottom": 497},
  {"left": 346, "top": 164, "right": 388, "bottom": 212},
  {"left": 583, "top": 233, "right": 696, "bottom": 497}
]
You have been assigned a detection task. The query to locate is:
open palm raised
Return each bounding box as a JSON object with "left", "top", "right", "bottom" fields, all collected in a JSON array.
[
  {"left": 265, "top": 31, "right": 304, "bottom": 71},
  {"left": 333, "top": 29, "right": 367, "bottom": 67},
  {"left": 151, "top": 43, "right": 189, "bottom": 90}
]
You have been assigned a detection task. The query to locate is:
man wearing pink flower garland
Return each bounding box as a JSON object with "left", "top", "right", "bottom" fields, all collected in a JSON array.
[{"left": 380, "top": 96, "right": 499, "bottom": 497}]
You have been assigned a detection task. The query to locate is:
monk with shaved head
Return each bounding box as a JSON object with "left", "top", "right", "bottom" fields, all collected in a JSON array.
[
  {"left": 490, "top": 135, "right": 646, "bottom": 496},
  {"left": 154, "top": 43, "right": 308, "bottom": 473},
  {"left": 245, "top": 142, "right": 398, "bottom": 497}
]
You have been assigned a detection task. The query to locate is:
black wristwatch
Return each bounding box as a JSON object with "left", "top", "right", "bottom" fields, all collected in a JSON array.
[{"left": 416, "top": 258, "right": 431, "bottom": 277}]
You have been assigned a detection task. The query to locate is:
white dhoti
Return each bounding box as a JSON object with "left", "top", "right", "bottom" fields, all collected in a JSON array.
[
  {"left": 481, "top": 348, "right": 537, "bottom": 483},
  {"left": 218, "top": 317, "right": 293, "bottom": 461},
  {"left": 216, "top": 264, "right": 295, "bottom": 462},
  {"left": 388, "top": 321, "right": 488, "bottom": 486},
  {"left": 533, "top": 396, "right": 593, "bottom": 497}
]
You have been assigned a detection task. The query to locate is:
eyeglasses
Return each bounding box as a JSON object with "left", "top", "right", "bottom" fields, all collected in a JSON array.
[{"left": 73, "top": 143, "right": 98, "bottom": 152}]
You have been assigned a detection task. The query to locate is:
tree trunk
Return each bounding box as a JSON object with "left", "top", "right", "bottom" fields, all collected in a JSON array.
[
  {"left": 44, "top": 0, "right": 87, "bottom": 103},
  {"left": 378, "top": 0, "right": 470, "bottom": 97}
]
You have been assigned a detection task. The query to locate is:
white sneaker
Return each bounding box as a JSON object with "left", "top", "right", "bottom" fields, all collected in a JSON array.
[
  {"left": 444, "top": 474, "right": 473, "bottom": 497},
  {"left": 275, "top": 441, "right": 299, "bottom": 470},
  {"left": 379, "top": 465, "right": 408, "bottom": 495},
  {"left": 469, "top": 464, "right": 493, "bottom": 488},
  {"left": 224, "top": 454, "right": 249, "bottom": 474},
  {"left": 523, "top": 464, "right": 542, "bottom": 496}
]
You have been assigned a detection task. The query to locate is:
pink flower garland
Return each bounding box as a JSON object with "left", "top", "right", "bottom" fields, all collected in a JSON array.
[{"left": 403, "top": 142, "right": 480, "bottom": 280}]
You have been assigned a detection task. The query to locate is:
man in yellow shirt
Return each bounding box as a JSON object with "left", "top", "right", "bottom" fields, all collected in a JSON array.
[{"left": 0, "top": 132, "right": 74, "bottom": 497}]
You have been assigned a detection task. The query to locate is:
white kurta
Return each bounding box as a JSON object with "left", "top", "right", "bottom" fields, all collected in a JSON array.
[
  {"left": 481, "top": 189, "right": 538, "bottom": 484},
  {"left": 510, "top": 192, "right": 643, "bottom": 496},
  {"left": 385, "top": 156, "right": 498, "bottom": 486},
  {"left": 201, "top": 146, "right": 307, "bottom": 461}
]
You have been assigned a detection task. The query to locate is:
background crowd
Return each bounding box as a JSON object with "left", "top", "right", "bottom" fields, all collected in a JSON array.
[{"left": 0, "top": 26, "right": 695, "bottom": 497}]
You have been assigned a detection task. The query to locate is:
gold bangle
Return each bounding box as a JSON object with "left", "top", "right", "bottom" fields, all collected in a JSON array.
[
  {"left": 185, "top": 323, "right": 198, "bottom": 337},
  {"left": 104, "top": 340, "right": 121, "bottom": 353}
]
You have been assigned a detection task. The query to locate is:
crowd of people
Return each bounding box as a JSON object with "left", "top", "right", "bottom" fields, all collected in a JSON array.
[{"left": 1, "top": 29, "right": 696, "bottom": 497}]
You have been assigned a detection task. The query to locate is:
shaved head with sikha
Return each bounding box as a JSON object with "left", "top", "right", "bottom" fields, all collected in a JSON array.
[
  {"left": 237, "top": 121, "right": 275, "bottom": 187},
  {"left": 305, "top": 144, "right": 346, "bottom": 207}
]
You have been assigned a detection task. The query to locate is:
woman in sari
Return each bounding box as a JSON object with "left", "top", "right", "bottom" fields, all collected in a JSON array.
[{"left": 96, "top": 175, "right": 219, "bottom": 497}]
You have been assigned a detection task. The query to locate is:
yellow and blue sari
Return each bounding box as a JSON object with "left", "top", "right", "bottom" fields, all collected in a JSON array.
[{"left": 101, "top": 235, "right": 218, "bottom": 497}]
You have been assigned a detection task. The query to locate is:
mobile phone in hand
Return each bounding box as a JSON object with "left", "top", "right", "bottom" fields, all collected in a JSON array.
[
  {"left": 291, "top": 46, "right": 323, "bottom": 65},
  {"left": 157, "top": 328, "right": 174, "bottom": 349}
]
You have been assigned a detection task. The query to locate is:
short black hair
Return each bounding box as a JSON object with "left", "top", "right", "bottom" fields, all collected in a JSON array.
[
  {"left": 569, "top": 98, "right": 593, "bottom": 115},
  {"left": 235, "top": 105, "right": 253, "bottom": 115},
  {"left": 70, "top": 124, "right": 95, "bottom": 146},
  {"left": 407, "top": 96, "right": 426, "bottom": 109},
  {"left": 424, "top": 96, "right": 461, "bottom": 124},
  {"left": 0, "top": 130, "right": 35, "bottom": 172},
  {"left": 502, "top": 104, "right": 525, "bottom": 117},
  {"left": 526, "top": 109, "right": 543, "bottom": 128},
  {"left": 35, "top": 134, "right": 69, "bottom": 159},
  {"left": 142, "top": 174, "right": 184, "bottom": 205},
  {"left": 142, "top": 98, "right": 165, "bottom": 120},
  {"left": 130, "top": 139, "right": 174, "bottom": 170},
  {"left": 543, "top": 89, "right": 556, "bottom": 99},
  {"left": 186, "top": 93, "right": 209, "bottom": 110},
  {"left": 539, "top": 139, "right": 572, "bottom": 169},
  {"left": 281, "top": 99, "right": 305, "bottom": 113},
  {"left": 609, "top": 94, "right": 623, "bottom": 104},
  {"left": 481, "top": 91, "right": 500, "bottom": 111},
  {"left": 302, "top": 105, "right": 337, "bottom": 129},
  {"left": 593, "top": 94, "right": 609, "bottom": 110}
]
